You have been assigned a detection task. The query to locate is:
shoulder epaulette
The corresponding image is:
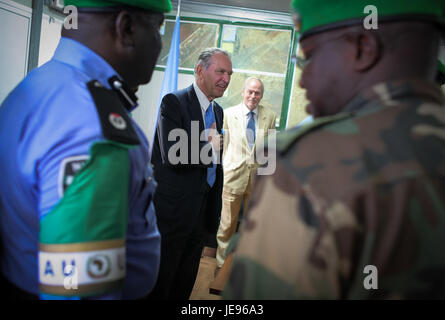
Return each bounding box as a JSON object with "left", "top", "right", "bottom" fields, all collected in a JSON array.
[
  {"left": 87, "top": 80, "right": 140, "bottom": 145},
  {"left": 275, "top": 112, "right": 353, "bottom": 154}
]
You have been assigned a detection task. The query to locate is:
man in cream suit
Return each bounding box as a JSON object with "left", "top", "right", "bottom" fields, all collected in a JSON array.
[{"left": 216, "top": 77, "right": 276, "bottom": 270}]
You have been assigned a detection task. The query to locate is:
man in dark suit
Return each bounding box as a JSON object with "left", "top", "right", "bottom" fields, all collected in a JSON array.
[{"left": 149, "top": 48, "right": 233, "bottom": 299}]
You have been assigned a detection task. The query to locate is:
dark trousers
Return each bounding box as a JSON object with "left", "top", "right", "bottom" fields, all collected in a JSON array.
[{"left": 147, "top": 188, "right": 210, "bottom": 300}]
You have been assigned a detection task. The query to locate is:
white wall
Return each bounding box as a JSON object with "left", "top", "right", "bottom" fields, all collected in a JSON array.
[
  {"left": 0, "top": 0, "right": 31, "bottom": 104},
  {"left": 38, "top": 13, "right": 62, "bottom": 67},
  {"left": 0, "top": 0, "right": 63, "bottom": 104}
]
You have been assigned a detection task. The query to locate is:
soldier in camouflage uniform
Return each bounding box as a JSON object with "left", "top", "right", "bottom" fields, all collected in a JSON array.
[{"left": 223, "top": 0, "right": 445, "bottom": 299}]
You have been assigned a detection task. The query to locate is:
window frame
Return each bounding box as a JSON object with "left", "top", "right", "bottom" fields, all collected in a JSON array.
[{"left": 156, "top": 15, "right": 297, "bottom": 130}]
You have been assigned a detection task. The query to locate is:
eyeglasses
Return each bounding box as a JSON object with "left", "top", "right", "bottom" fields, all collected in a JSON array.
[
  {"left": 291, "top": 55, "right": 311, "bottom": 70},
  {"left": 291, "top": 34, "right": 347, "bottom": 70}
]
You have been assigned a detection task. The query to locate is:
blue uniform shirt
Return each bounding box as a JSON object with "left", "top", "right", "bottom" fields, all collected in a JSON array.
[{"left": 0, "top": 37, "right": 160, "bottom": 299}]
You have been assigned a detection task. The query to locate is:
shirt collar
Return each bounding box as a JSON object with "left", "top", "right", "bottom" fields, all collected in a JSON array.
[
  {"left": 193, "top": 81, "right": 212, "bottom": 111},
  {"left": 53, "top": 37, "right": 121, "bottom": 90},
  {"left": 242, "top": 103, "right": 258, "bottom": 116}
]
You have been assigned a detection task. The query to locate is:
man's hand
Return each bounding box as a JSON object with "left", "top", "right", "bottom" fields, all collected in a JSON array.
[{"left": 208, "top": 123, "right": 223, "bottom": 152}]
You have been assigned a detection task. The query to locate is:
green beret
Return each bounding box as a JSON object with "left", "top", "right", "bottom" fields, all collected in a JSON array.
[
  {"left": 291, "top": 0, "right": 445, "bottom": 39},
  {"left": 64, "top": 0, "right": 172, "bottom": 13}
]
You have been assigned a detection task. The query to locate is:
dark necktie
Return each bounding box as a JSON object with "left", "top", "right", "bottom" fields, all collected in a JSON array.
[{"left": 246, "top": 111, "right": 256, "bottom": 149}]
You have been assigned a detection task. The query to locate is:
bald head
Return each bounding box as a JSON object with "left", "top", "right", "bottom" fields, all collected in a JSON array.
[
  {"left": 243, "top": 77, "right": 264, "bottom": 93},
  {"left": 242, "top": 77, "right": 264, "bottom": 111}
]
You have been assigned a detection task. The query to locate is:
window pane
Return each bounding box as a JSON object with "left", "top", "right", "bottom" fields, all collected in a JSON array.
[
  {"left": 286, "top": 68, "right": 310, "bottom": 128},
  {"left": 221, "top": 25, "right": 291, "bottom": 75},
  {"left": 39, "top": 14, "right": 62, "bottom": 67},
  {"left": 158, "top": 20, "right": 219, "bottom": 70},
  {"left": 215, "top": 72, "right": 285, "bottom": 127}
]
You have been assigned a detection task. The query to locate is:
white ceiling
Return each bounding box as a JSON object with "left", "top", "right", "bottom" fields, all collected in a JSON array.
[
  {"left": 180, "top": 0, "right": 292, "bottom": 13},
  {"left": 171, "top": 0, "right": 294, "bottom": 25}
]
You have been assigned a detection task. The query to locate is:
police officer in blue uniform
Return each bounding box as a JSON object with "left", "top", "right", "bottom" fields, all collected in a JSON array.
[{"left": 0, "top": 0, "right": 171, "bottom": 299}]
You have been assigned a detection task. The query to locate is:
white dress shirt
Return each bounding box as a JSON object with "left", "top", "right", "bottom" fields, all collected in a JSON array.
[
  {"left": 193, "top": 81, "right": 218, "bottom": 163},
  {"left": 193, "top": 81, "right": 213, "bottom": 127}
]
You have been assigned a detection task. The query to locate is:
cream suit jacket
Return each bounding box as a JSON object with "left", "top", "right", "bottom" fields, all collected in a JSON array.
[{"left": 222, "top": 103, "right": 276, "bottom": 194}]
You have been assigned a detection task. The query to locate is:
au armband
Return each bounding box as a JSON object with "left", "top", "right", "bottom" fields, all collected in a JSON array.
[
  {"left": 39, "top": 240, "right": 125, "bottom": 295},
  {"left": 39, "top": 142, "right": 132, "bottom": 297}
]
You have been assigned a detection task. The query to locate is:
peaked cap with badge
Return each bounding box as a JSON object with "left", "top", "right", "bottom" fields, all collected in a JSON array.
[{"left": 291, "top": 0, "right": 445, "bottom": 40}]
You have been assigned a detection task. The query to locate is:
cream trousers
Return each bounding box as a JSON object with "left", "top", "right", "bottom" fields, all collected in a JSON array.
[{"left": 216, "top": 188, "right": 251, "bottom": 268}]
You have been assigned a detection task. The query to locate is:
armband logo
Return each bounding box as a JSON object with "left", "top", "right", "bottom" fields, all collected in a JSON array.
[
  {"left": 87, "top": 254, "right": 111, "bottom": 279},
  {"left": 58, "top": 155, "right": 89, "bottom": 197},
  {"left": 109, "top": 112, "right": 127, "bottom": 130}
]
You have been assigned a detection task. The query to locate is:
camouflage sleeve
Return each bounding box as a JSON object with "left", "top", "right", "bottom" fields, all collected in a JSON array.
[
  {"left": 224, "top": 147, "right": 445, "bottom": 300},
  {"left": 223, "top": 151, "right": 346, "bottom": 299}
]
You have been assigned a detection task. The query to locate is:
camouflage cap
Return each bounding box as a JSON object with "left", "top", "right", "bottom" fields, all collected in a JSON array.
[
  {"left": 291, "top": 0, "right": 445, "bottom": 39},
  {"left": 64, "top": 0, "right": 172, "bottom": 13}
]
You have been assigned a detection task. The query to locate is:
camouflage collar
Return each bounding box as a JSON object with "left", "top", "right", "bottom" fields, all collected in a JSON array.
[{"left": 343, "top": 78, "right": 445, "bottom": 115}]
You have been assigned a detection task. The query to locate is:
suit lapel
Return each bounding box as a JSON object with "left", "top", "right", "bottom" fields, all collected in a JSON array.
[
  {"left": 257, "top": 105, "right": 268, "bottom": 132},
  {"left": 187, "top": 85, "right": 205, "bottom": 133},
  {"left": 213, "top": 102, "right": 223, "bottom": 134},
  {"left": 236, "top": 104, "right": 253, "bottom": 152},
  {"left": 254, "top": 105, "right": 269, "bottom": 149}
]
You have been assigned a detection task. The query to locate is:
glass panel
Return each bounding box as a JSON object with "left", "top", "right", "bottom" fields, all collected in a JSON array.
[
  {"left": 158, "top": 20, "right": 219, "bottom": 70},
  {"left": 286, "top": 67, "right": 310, "bottom": 128},
  {"left": 215, "top": 72, "right": 285, "bottom": 127},
  {"left": 221, "top": 25, "right": 292, "bottom": 75}
]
